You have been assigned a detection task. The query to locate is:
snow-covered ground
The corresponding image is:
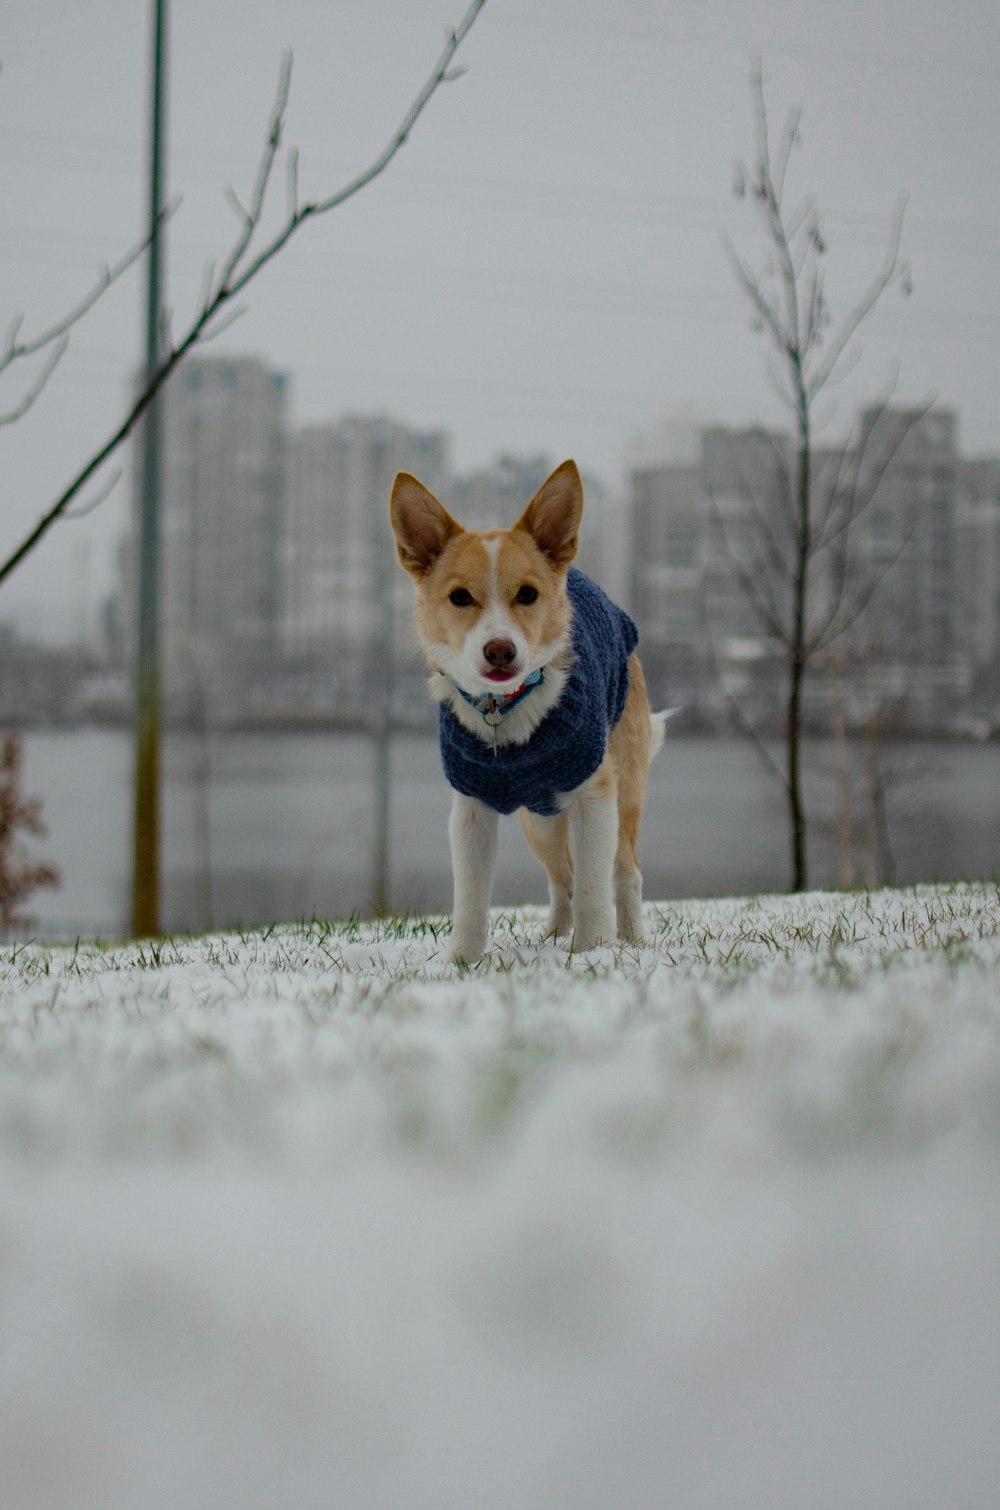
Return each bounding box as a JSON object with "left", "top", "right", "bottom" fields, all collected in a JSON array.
[{"left": 2, "top": 884, "right": 999, "bottom": 1509}]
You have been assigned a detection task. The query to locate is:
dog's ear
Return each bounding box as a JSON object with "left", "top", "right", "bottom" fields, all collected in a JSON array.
[
  {"left": 390, "top": 473, "right": 462, "bottom": 577},
  {"left": 514, "top": 459, "right": 583, "bottom": 568}
]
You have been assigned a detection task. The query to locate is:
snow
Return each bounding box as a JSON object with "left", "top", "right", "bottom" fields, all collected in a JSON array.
[{"left": 1, "top": 883, "right": 999, "bottom": 1509}]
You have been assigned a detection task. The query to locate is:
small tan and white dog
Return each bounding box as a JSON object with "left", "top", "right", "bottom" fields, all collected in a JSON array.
[{"left": 390, "top": 459, "right": 667, "bottom": 962}]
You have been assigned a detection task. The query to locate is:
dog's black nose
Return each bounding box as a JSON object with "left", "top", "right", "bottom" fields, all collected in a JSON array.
[{"left": 483, "top": 637, "right": 517, "bottom": 669}]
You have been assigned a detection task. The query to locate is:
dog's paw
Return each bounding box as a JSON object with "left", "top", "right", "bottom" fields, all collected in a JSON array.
[
  {"left": 448, "top": 933, "right": 488, "bottom": 965},
  {"left": 543, "top": 899, "right": 573, "bottom": 938},
  {"left": 570, "top": 915, "right": 616, "bottom": 953}
]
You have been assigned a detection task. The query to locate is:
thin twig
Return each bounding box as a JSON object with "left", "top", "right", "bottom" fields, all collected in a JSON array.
[
  {"left": 61, "top": 468, "right": 122, "bottom": 521},
  {"left": 0, "top": 200, "right": 179, "bottom": 377},
  {"left": 810, "top": 523, "right": 917, "bottom": 657},
  {"left": 806, "top": 197, "right": 908, "bottom": 396},
  {"left": 0, "top": 337, "right": 68, "bottom": 426},
  {"left": 706, "top": 488, "right": 789, "bottom": 645}
]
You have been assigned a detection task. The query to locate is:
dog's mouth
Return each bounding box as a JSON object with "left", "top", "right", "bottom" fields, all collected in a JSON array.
[{"left": 483, "top": 667, "right": 520, "bottom": 683}]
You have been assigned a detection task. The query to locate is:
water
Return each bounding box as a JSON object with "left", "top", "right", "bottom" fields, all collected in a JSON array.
[{"left": 15, "top": 728, "right": 1000, "bottom": 938}]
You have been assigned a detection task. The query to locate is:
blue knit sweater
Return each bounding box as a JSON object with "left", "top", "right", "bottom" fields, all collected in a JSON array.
[{"left": 439, "top": 567, "right": 638, "bottom": 816}]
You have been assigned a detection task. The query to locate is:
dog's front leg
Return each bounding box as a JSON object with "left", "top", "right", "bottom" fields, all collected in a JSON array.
[
  {"left": 448, "top": 793, "right": 499, "bottom": 963},
  {"left": 568, "top": 761, "right": 618, "bottom": 952}
]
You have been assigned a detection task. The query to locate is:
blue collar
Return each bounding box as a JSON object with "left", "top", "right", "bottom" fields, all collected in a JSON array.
[{"left": 449, "top": 667, "right": 544, "bottom": 726}]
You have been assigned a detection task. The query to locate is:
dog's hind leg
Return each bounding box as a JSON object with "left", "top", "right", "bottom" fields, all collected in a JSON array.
[
  {"left": 519, "top": 809, "right": 574, "bottom": 936},
  {"left": 614, "top": 801, "right": 645, "bottom": 942},
  {"left": 608, "top": 654, "right": 655, "bottom": 942}
]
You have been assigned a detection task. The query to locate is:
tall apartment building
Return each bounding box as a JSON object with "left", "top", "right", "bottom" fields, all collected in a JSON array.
[
  {"left": 283, "top": 414, "right": 449, "bottom": 666},
  {"left": 848, "top": 407, "right": 962, "bottom": 720},
  {"left": 128, "top": 355, "right": 288, "bottom": 708},
  {"left": 955, "top": 457, "right": 1000, "bottom": 684},
  {"left": 630, "top": 406, "right": 983, "bottom": 730},
  {"left": 630, "top": 458, "right": 707, "bottom": 706},
  {"left": 631, "top": 425, "right": 791, "bottom": 714}
]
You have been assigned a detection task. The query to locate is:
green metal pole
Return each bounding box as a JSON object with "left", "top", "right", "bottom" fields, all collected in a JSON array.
[{"left": 132, "top": 0, "right": 168, "bottom": 936}]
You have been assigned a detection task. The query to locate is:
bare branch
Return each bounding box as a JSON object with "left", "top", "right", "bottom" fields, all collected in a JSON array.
[
  {"left": 285, "top": 145, "right": 300, "bottom": 223},
  {"left": 816, "top": 339, "right": 862, "bottom": 393},
  {"left": 745, "top": 71, "right": 805, "bottom": 364},
  {"left": 817, "top": 392, "right": 933, "bottom": 557},
  {"left": 737, "top": 476, "right": 794, "bottom": 585},
  {"left": 2, "top": 315, "right": 25, "bottom": 359},
  {"left": 809, "top": 433, "right": 858, "bottom": 547},
  {"left": 809, "top": 523, "right": 916, "bottom": 657},
  {"left": 706, "top": 487, "right": 789, "bottom": 645},
  {"left": 748, "top": 59, "right": 772, "bottom": 193},
  {"left": 802, "top": 263, "right": 824, "bottom": 350},
  {"left": 747, "top": 424, "right": 798, "bottom": 537},
  {"left": 720, "top": 233, "right": 788, "bottom": 352},
  {"left": 198, "top": 303, "right": 249, "bottom": 344},
  {"left": 213, "top": 50, "right": 293, "bottom": 296},
  {"left": 224, "top": 185, "right": 251, "bottom": 226},
  {"left": 772, "top": 106, "right": 801, "bottom": 207},
  {"left": 762, "top": 352, "right": 801, "bottom": 418},
  {"left": 61, "top": 468, "right": 122, "bottom": 521},
  {"left": 0, "top": 201, "right": 179, "bottom": 380},
  {"left": 807, "top": 398, "right": 934, "bottom": 650},
  {"left": 806, "top": 196, "right": 908, "bottom": 397},
  {"left": 747, "top": 56, "right": 800, "bottom": 213},
  {"left": 219, "top": 0, "right": 488, "bottom": 303},
  {"left": 0, "top": 0, "right": 489, "bottom": 589},
  {"left": 0, "top": 336, "right": 68, "bottom": 426},
  {"left": 197, "top": 259, "right": 217, "bottom": 317}
]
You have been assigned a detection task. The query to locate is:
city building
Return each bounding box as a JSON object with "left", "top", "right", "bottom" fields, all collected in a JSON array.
[
  {"left": 845, "top": 406, "right": 963, "bottom": 725},
  {"left": 451, "top": 454, "right": 615, "bottom": 594},
  {"left": 630, "top": 405, "right": 992, "bottom": 732},
  {"left": 283, "top": 414, "right": 448, "bottom": 663},
  {"left": 630, "top": 457, "right": 707, "bottom": 710},
  {"left": 124, "top": 355, "right": 289, "bottom": 717},
  {"left": 631, "top": 425, "right": 791, "bottom": 717},
  {"left": 115, "top": 361, "right": 996, "bottom": 736},
  {"left": 957, "top": 456, "right": 1000, "bottom": 667},
  {"left": 955, "top": 456, "right": 1000, "bottom": 724},
  {"left": 449, "top": 453, "right": 554, "bottom": 531}
]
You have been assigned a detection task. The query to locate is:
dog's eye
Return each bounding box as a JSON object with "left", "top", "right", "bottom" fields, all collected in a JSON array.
[
  {"left": 448, "top": 587, "right": 475, "bottom": 607},
  {"left": 515, "top": 584, "right": 539, "bottom": 605}
]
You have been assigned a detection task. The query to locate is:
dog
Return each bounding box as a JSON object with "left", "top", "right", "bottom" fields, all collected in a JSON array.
[{"left": 390, "top": 458, "right": 668, "bottom": 962}]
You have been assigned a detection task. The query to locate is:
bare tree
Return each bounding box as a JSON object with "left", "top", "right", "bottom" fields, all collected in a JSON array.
[
  {"left": 722, "top": 62, "right": 915, "bottom": 891},
  {"left": 0, "top": 0, "right": 488, "bottom": 588}
]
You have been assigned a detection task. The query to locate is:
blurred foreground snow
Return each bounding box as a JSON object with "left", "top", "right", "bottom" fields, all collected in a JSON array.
[{"left": 1, "top": 884, "right": 999, "bottom": 1509}]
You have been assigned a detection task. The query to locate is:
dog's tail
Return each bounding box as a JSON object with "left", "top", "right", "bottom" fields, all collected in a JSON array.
[{"left": 649, "top": 707, "right": 680, "bottom": 762}]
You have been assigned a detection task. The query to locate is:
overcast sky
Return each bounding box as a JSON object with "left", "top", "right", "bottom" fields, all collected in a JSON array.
[{"left": 2, "top": 0, "right": 998, "bottom": 641}]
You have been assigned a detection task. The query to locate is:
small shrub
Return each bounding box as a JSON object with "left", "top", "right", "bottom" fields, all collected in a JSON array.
[{"left": 0, "top": 732, "right": 59, "bottom": 932}]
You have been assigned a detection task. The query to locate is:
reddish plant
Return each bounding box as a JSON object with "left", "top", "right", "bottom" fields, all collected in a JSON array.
[{"left": 0, "top": 733, "right": 59, "bottom": 931}]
